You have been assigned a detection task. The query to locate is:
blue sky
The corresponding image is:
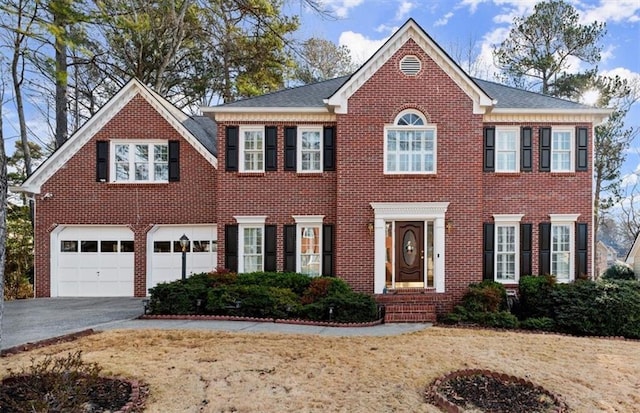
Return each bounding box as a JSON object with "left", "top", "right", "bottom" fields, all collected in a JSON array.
[{"left": 292, "top": 0, "right": 640, "bottom": 175}]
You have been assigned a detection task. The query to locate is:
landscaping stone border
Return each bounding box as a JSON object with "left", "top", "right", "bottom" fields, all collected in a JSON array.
[
  {"left": 139, "top": 314, "right": 384, "bottom": 327},
  {"left": 425, "top": 368, "right": 568, "bottom": 413},
  {"left": 1, "top": 329, "right": 97, "bottom": 357}
]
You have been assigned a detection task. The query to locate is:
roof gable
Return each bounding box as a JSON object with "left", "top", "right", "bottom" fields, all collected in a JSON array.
[
  {"left": 20, "top": 79, "right": 217, "bottom": 194},
  {"left": 325, "top": 19, "right": 494, "bottom": 115}
]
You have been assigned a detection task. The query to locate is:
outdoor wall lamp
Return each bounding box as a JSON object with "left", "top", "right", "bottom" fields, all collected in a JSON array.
[
  {"left": 446, "top": 219, "right": 453, "bottom": 233},
  {"left": 179, "top": 234, "right": 189, "bottom": 281},
  {"left": 367, "top": 222, "right": 374, "bottom": 234}
]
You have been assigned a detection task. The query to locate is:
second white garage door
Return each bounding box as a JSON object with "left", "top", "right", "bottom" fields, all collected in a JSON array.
[{"left": 147, "top": 225, "right": 217, "bottom": 293}]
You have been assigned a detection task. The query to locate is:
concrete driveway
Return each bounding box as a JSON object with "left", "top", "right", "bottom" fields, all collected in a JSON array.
[{"left": 1, "top": 297, "right": 144, "bottom": 350}]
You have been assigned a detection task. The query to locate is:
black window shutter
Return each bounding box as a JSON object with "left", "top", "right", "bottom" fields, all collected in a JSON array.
[
  {"left": 576, "top": 222, "right": 588, "bottom": 278},
  {"left": 284, "top": 127, "right": 297, "bottom": 171},
  {"left": 483, "top": 223, "right": 494, "bottom": 280},
  {"left": 483, "top": 127, "right": 495, "bottom": 172},
  {"left": 539, "top": 223, "right": 551, "bottom": 275},
  {"left": 520, "top": 223, "right": 532, "bottom": 276},
  {"left": 283, "top": 224, "right": 296, "bottom": 272},
  {"left": 264, "top": 225, "right": 277, "bottom": 271},
  {"left": 322, "top": 224, "right": 334, "bottom": 276},
  {"left": 323, "top": 126, "right": 336, "bottom": 171},
  {"left": 265, "top": 126, "right": 277, "bottom": 171},
  {"left": 96, "top": 141, "right": 109, "bottom": 182},
  {"left": 521, "top": 127, "right": 532, "bottom": 172},
  {"left": 540, "top": 127, "right": 551, "bottom": 172},
  {"left": 168, "top": 140, "right": 180, "bottom": 181},
  {"left": 225, "top": 225, "right": 238, "bottom": 272},
  {"left": 576, "top": 127, "right": 588, "bottom": 171},
  {"left": 226, "top": 126, "right": 239, "bottom": 172}
]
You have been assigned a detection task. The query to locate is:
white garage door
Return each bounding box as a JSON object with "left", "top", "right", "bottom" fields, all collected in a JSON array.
[
  {"left": 148, "top": 225, "right": 217, "bottom": 293},
  {"left": 53, "top": 226, "right": 134, "bottom": 297}
]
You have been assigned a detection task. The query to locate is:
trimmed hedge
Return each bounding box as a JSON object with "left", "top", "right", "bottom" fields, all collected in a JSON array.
[
  {"left": 516, "top": 276, "right": 640, "bottom": 339},
  {"left": 441, "top": 280, "right": 519, "bottom": 328},
  {"left": 601, "top": 263, "right": 635, "bottom": 281},
  {"left": 148, "top": 271, "right": 379, "bottom": 323}
]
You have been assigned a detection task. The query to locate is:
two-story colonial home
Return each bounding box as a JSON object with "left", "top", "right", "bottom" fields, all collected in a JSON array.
[{"left": 19, "top": 19, "right": 610, "bottom": 321}]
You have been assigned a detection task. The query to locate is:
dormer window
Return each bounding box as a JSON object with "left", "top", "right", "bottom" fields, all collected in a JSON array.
[{"left": 384, "top": 110, "right": 437, "bottom": 174}]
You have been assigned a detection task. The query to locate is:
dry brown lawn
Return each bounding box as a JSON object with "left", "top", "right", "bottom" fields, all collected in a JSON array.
[{"left": 2, "top": 327, "right": 639, "bottom": 412}]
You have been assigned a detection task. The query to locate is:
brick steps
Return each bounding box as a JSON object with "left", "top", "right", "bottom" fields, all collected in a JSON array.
[{"left": 377, "top": 294, "right": 437, "bottom": 323}]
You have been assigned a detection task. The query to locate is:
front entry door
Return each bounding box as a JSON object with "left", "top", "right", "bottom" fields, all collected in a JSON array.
[{"left": 395, "top": 221, "right": 424, "bottom": 283}]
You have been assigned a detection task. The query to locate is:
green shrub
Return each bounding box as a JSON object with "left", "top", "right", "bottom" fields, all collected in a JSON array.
[
  {"left": 206, "top": 284, "right": 301, "bottom": 319},
  {"left": 236, "top": 272, "right": 312, "bottom": 295},
  {"left": 520, "top": 317, "right": 556, "bottom": 331},
  {"left": 602, "top": 263, "right": 635, "bottom": 281},
  {"left": 551, "top": 280, "right": 640, "bottom": 338},
  {"left": 301, "top": 291, "right": 378, "bottom": 323},
  {"left": 301, "top": 277, "right": 352, "bottom": 304},
  {"left": 463, "top": 280, "right": 508, "bottom": 313},
  {"left": 147, "top": 272, "right": 212, "bottom": 314},
  {"left": 518, "top": 275, "right": 556, "bottom": 319}
]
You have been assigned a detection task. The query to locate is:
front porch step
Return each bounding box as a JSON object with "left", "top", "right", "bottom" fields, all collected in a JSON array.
[{"left": 383, "top": 303, "right": 437, "bottom": 322}]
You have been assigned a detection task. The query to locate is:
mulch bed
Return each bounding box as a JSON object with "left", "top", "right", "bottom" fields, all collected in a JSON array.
[
  {"left": 0, "top": 373, "right": 147, "bottom": 413},
  {"left": 427, "top": 369, "right": 568, "bottom": 413}
]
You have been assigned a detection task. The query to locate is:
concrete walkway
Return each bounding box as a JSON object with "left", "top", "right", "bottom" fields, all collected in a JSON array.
[{"left": 2, "top": 298, "right": 431, "bottom": 350}]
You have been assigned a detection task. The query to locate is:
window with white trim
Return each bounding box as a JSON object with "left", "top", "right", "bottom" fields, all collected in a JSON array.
[
  {"left": 239, "top": 127, "right": 264, "bottom": 172},
  {"left": 112, "top": 141, "right": 168, "bottom": 182},
  {"left": 493, "top": 214, "right": 523, "bottom": 283},
  {"left": 385, "top": 110, "right": 436, "bottom": 174},
  {"left": 293, "top": 215, "right": 324, "bottom": 276},
  {"left": 550, "top": 214, "right": 578, "bottom": 282},
  {"left": 495, "top": 128, "right": 519, "bottom": 172},
  {"left": 235, "top": 216, "right": 267, "bottom": 273},
  {"left": 552, "top": 128, "right": 574, "bottom": 172},
  {"left": 552, "top": 224, "right": 571, "bottom": 281},
  {"left": 298, "top": 127, "right": 322, "bottom": 172}
]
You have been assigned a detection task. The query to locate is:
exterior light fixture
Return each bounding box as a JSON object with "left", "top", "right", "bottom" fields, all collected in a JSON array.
[
  {"left": 367, "top": 222, "right": 374, "bottom": 234},
  {"left": 179, "top": 234, "right": 189, "bottom": 281}
]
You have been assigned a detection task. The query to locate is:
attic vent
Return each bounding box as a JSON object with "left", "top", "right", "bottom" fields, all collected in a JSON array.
[{"left": 400, "top": 55, "right": 421, "bottom": 76}]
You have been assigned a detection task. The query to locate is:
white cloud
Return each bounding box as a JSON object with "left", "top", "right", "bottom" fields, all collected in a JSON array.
[
  {"left": 339, "top": 31, "right": 390, "bottom": 65},
  {"left": 318, "top": 0, "right": 365, "bottom": 18},
  {"left": 395, "top": 1, "right": 415, "bottom": 21},
  {"left": 457, "top": 0, "right": 489, "bottom": 14},
  {"left": 434, "top": 12, "right": 454, "bottom": 27},
  {"left": 580, "top": 0, "right": 640, "bottom": 24},
  {"left": 475, "top": 26, "right": 511, "bottom": 79}
]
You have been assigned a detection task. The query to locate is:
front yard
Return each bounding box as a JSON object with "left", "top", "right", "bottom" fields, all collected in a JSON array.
[{"left": 2, "top": 326, "right": 638, "bottom": 412}]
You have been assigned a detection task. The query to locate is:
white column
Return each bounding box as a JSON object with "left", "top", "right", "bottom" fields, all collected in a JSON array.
[
  {"left": 434, "top": 217, "right": 445, "bottom": 293},
  {"left": 373, "top": 217, "right": 386, "bottom": 294}
]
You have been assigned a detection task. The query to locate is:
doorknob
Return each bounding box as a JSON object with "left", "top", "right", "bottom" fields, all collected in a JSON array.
[{"left": 420, "top": 250, "right": 424, "bottom": 260}]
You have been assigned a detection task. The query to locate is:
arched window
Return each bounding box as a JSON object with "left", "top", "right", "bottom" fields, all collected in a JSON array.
[{"left": 385, "top": 110, "right": 437, "bottom": 174}]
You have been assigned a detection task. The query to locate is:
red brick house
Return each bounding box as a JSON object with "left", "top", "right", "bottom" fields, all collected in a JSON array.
[{"left": 20, "top": 19, "right": 610, "bottom": 320}]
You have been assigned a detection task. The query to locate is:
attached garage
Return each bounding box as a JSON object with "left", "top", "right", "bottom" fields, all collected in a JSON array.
[
  {"left": 51, "top": 226, "right": 135, "bottom": 297},
  {"left": 147, "top": 225, "right": 217, "bottom": 293}
]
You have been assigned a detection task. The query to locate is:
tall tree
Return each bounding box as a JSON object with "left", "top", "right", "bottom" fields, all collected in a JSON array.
[
  {"left": 0, "top": 73, "right": 8, "bottom": 348},
  {"left": 592, "top": 76, "right": 639, "bottom": 245},
  {"left": 200, "top": 0, "right": 298, "bottom": 103},
  {"left": 293, "top": 37, "right": 356, "bottom": 84},
  {"left": 494, "top": 0, "right": 606, "bottom": 96}
]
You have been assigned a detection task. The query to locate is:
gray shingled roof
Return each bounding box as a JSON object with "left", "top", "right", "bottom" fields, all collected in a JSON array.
[
  {"left": 473, "top": 78, "right": 592, "bottom": 110},
  {"left": 183, "top": 116, "right": 217, "bottom": 156},
  {"left": 219, "top": 76, "right": 350, "bottom": 108},
  {"left": 217, "top": 74, "right": 592, "bottom": 111}
]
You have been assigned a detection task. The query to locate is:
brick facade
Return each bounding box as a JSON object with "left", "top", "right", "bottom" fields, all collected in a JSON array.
[
  {"left": 26, "top": 19, "right": 600, "bottom": 320},
  {"left": 33, "top": 96, "right": 217, "bottom": 297}
]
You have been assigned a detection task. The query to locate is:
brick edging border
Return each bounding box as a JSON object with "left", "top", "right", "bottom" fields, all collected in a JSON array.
[
  {"left": 139, "top": 314, "right": 384, "bottom": 327},
  {"left": 1, "top": 329, "right": 97, "bottom": 357},
  {"left": 425, "top": 368, "right": 568, "bottom": 413},
  {"left": 114, "top": 378, "right": 148, "bottom": 413}
]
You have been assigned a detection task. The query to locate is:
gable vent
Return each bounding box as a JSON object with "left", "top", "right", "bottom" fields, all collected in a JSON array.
[{"left": 400, "top": 55, "right": 421, "bottom": 76}]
